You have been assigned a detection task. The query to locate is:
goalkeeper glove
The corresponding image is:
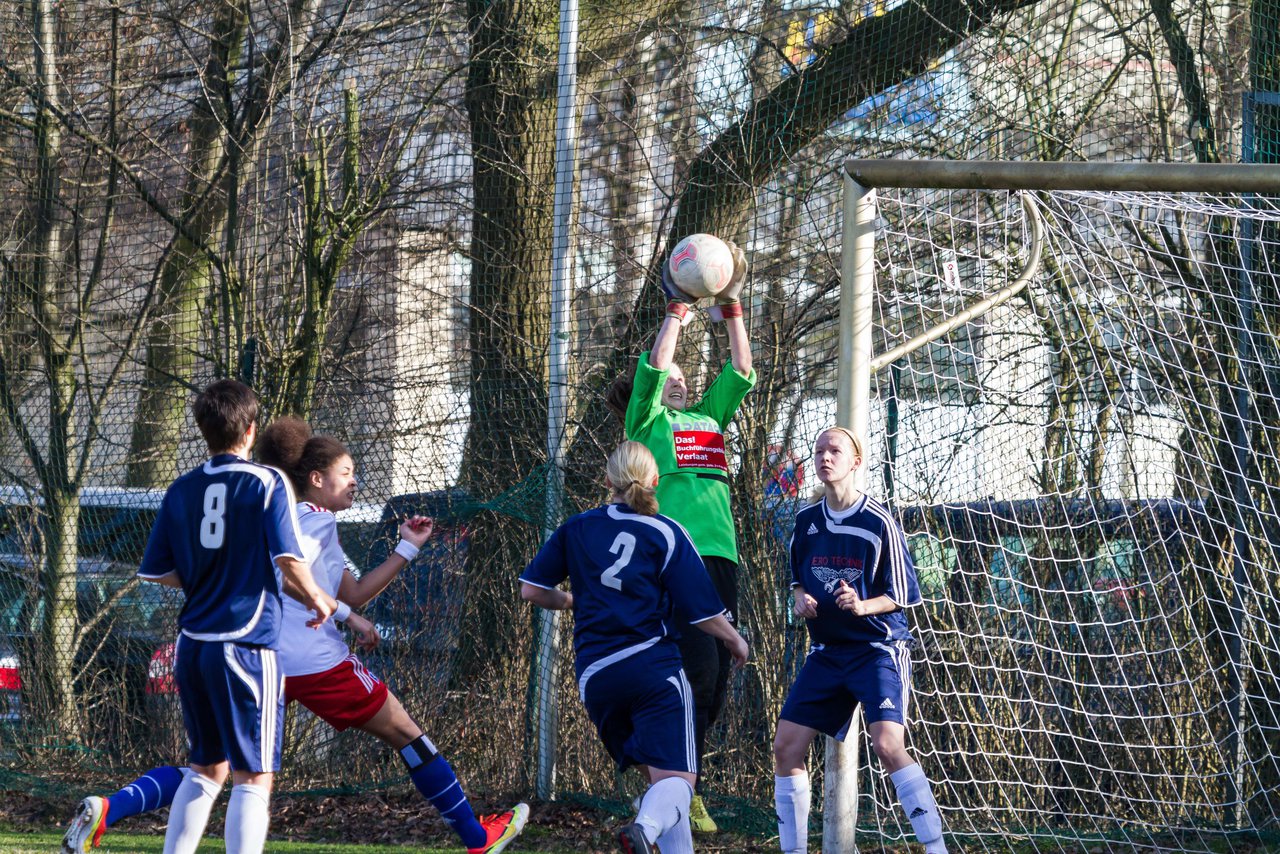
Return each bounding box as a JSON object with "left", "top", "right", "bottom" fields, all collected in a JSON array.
[
  {"left": 661, "top": 260, "right": 699, "bottom": 326},
  {"left": 708, "top": 239, "right": 747, "bottom": 322}
]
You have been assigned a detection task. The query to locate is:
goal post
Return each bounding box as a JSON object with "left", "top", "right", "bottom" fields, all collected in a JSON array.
[{"left": 829, "top": 160, "right": 1280, "bottom": 853}]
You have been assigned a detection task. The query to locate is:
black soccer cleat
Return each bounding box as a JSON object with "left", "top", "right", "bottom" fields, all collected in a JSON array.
[{"left": 617, "top": 822, "right": 654, "bottom": 854}]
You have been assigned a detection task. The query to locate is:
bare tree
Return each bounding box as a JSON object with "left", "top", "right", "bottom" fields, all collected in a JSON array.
[{"left": 0, "top": 0, "right": 160, "bottom": 741}]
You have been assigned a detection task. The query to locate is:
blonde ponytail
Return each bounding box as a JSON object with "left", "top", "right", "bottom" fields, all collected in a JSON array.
[{"left": 607, "top": 441, "right": 660, "bottom": 516}]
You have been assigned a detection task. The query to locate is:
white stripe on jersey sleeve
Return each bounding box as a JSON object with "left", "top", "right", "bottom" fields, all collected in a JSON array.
[{"left": 866, "top": 498, "right": 918, "bottom": 607}]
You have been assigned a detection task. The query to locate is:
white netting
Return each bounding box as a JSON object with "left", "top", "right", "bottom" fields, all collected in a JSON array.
[{"left": 848, "top": 186, "right": 1280, "bottom": 850}]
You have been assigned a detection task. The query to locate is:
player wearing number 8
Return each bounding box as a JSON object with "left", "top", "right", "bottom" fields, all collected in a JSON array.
[
  {"left": 520, "top": 442, "right": 748, "bottom": 854},
  {"left": 136, "top": 380, "right": 336, "bottom": 854}
]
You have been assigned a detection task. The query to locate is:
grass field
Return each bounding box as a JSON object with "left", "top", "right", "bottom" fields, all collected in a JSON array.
[{"left": 0, "top": 831, "right": 487, "bottom": 853}]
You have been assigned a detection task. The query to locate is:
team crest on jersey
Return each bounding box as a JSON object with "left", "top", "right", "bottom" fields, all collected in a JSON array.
[{"left": 810, "top": 564, "right": 863, "bottom": 594}]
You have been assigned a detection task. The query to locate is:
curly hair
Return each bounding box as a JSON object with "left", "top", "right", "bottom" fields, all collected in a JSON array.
[{"left": 257, "top": 417, "right": 349, "bottom": 497}]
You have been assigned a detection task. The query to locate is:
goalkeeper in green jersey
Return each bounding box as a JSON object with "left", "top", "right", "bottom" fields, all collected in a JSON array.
[{"left": 605, "top": 239, "right": 755, "bottom": 833}]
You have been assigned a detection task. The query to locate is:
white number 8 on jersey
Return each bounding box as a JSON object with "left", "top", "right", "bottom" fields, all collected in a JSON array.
[{"left": 200, "top": 483, "right": 228, "bottom": 549}]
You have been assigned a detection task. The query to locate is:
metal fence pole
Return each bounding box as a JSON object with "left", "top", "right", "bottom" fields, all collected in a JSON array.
[{"left": 532, "top": 0, "right": 581, "bottom": 801}]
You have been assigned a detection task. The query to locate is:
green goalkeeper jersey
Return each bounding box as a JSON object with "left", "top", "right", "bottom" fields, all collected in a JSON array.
[{"left": 626, "top": 351, "right": 756, "bottom": 563}]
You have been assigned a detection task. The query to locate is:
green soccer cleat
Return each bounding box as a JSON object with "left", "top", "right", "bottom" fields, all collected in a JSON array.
[
  {"left": 62, "top": 796, "right": 109, "bottom": 854},
  {"left": 468, "top": 802, "right": 530, "bottom": 854},
  {"left": 688, "top": 793, "right": 718, "bottom": 834}
]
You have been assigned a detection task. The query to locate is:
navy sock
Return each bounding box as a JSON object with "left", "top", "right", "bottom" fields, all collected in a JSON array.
[
  {"left": 105, "top": 765, "right": 185, "bottom": 827},
  {"left": 400, "top": 736, "right": 486, "bottom": 849}
]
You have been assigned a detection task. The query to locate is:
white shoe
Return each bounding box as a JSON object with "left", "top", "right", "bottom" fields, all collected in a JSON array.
[{"left": 62, "top": 796, "right": 108, "bottom": 854}]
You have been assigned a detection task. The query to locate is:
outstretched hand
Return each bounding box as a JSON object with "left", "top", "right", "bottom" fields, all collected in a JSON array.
[
  {"left": 726, "top": 632, "right": 750, "bottom": 670},
  {"left": 793, "top": 588, "right": 818, "bottom": 619},
  {"left": 660, "top": 262, "right": 699, "bottom": 305},
  {"left": 305, "top": 593, "right": 336, "bottom": 629}
]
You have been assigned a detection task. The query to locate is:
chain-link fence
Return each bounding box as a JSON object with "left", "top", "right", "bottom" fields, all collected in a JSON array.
[{"left": 3, "top": 0, "right": 1279, "bottom": 848}]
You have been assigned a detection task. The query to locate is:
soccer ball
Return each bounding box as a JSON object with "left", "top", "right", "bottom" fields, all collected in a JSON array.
[{"left": 668, "top": 233, "right": 735, "bottom": 299}]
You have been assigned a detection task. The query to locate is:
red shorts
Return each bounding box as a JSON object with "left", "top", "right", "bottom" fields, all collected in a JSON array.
[{"left": 284, "top": 655, "right": 388, "bottom": 731}]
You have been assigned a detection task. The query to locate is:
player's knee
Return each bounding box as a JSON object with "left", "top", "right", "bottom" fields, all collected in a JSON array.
[
  {"left": 772, "top": 731, "right": 807, "bottom": 772},
  {"left": 870, "top": 729, "right": 907, "bottom": 765}
]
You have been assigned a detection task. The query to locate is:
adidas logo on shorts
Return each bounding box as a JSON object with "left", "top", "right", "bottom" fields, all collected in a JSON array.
[
  {"left": 879, "top": 697, "right": 895, "bottom": 710},
  {"left": 807, "top": 523, "right": 818, "bottom": 535}
]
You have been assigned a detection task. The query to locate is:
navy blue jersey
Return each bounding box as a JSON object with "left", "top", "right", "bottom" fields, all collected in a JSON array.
[
  {"left": 790, "top": 494, "right": 920, "bottom": 646},
  {"left": 138, "top": 454, "right": 305, "bottom": 646},
  {"left": 520, "top": 503, "right": 726, "bottom": 685}
]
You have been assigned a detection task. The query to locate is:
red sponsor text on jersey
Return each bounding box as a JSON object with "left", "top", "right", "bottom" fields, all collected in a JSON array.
[{"left": 673, "top": 428, "right": 728, "bottom": 472}]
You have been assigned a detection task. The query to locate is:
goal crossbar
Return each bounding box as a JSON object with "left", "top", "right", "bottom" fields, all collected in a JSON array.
[{"left": 845, "top": 158, "right": 1280, "bottom": 193}]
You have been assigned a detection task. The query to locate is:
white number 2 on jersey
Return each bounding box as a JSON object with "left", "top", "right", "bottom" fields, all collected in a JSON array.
[
  {"left": 600, "top": 531, "right": 636, "bottom": 591},
  {"left": 200, "top": 483, "right": 228, "bottom": 549}
]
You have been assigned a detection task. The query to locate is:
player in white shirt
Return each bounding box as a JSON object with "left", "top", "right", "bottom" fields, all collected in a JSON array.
[{"left": 64, "top": 417, "right": 527, "bottom": 854}]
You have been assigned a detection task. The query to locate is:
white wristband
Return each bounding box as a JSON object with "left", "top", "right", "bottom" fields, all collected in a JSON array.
[
  {"left": 394, "top": 539, "right": 420, "bottom": 562},
  {"left": 333, "top": 601, "right": 351, "bottom": 622}
]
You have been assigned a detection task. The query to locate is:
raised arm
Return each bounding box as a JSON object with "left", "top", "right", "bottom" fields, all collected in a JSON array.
[
  {"left": 648, "top": 314, "right": 684, "bottom": 371},
  {"left": 725, "top": 313, "right": 752, "bottom": 375},
  {"left": 650, "top": 258, "right": 700, "bottom": 370},
  {"left": 337, "top": 516, "right": 433, "bottom": 609},
  {"left": 712, "top": 240, "right": 751, "bottom": 375}
]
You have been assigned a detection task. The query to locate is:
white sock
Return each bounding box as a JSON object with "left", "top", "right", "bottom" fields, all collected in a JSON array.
[
  {"left": 655, "top": 815, "right": 694, "bottom": 854},
  {"left": 774, "top": 772, "right": 810, "bottom": 854},
  {"left": 890, "top": 763, "right": 946, "bottom": 854},
  {"left": 635, "top": 777, "right": 693, "bottom": 847},
  {"left": 162, "top": 772, "right": 221, "bottom": 854},
  {"left": 224, "top": 783, "right": 271, "bottom": 854}
]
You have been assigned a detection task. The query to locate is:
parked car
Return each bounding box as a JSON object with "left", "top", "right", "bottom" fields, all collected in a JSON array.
[
  {"left": 0, "top": 554, "right": 183, "bottom": 746},
  {"left": 0, "top": 486, "right": 179, "bottom": 750}
]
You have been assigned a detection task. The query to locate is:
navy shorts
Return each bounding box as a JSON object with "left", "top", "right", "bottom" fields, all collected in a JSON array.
[
  {"left": 175, "top": 635, "right": 285, "bottom": 773},
  {"left": 580, "top": 645, "right": 697, "bottom": 774},
  {"left": 779, "top": 640, "right": 912, "bottom": 739}
]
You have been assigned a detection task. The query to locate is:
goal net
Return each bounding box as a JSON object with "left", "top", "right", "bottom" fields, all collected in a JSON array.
[{"left": 851, "top": 183, "right": 1280, "bottom": 850}]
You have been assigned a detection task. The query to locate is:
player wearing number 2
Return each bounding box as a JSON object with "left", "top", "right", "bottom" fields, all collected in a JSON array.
[
  {"left": 135, "top": 380, "right": 336, "bottom": 854},
  {"left": 520, "top": 441, "right": 749, "bottom": 854},
  {"left": 772, "top": 427, "right": 947, "bottom": 854}
]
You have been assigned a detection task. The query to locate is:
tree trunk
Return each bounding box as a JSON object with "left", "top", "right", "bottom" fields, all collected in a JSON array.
[
  {"left": 28, "top": 0, "right": 81, "bottom": 742},
  {"left": 457, "top": 0, "right": 559, "bottom": 784}
]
